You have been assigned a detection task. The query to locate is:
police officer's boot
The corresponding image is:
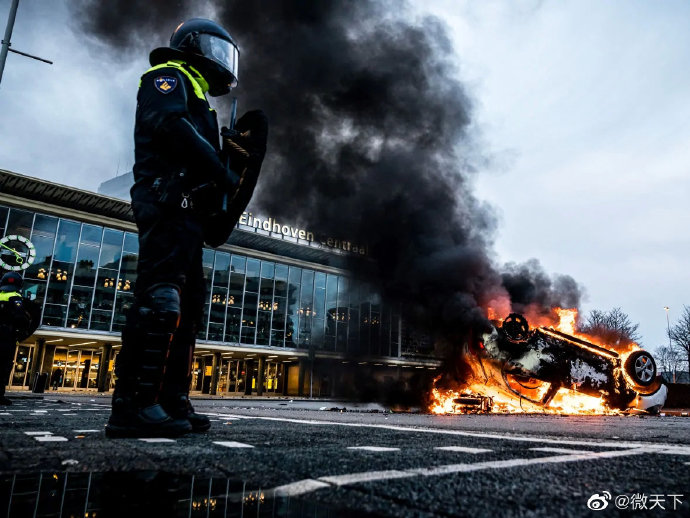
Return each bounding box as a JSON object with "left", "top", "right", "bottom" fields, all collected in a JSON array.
[
  {"left": 161, "top": 378, "right": 211, "bottom": 433},
  {"left": 160, "top": 327, "right": 210, "bottom": 433},
  {"left": 106, "top": 284, "right": 192, "bottom": 438}
]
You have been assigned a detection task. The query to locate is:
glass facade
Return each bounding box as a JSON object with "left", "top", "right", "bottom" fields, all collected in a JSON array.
[{"left": 0, "top": 204, "right": 430, "bottom": 358}]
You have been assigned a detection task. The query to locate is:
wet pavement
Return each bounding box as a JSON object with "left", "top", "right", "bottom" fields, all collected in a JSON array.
[{"left": 1, "top": 393, "right": 689, "bottom": 517}]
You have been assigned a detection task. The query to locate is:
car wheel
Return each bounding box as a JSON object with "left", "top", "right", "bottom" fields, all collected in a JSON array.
[
  {"left": 624, "top": 350, "right": 659, "bottom": 392},
  {"left": 502, "top": 313, "right": 530, "bottom": 342}
]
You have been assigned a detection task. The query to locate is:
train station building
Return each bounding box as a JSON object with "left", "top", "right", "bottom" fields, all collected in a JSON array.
[{"left": 1, "top": 169, "right": 440, "bottom": 398}]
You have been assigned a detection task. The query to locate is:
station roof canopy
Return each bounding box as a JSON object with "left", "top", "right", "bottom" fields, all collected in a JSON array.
[
  {"left": 0, "top": 168, "right": 356, "bottom": 269},
  {"left": 0, "top": 168, "right": 133, "bottom": 222}
]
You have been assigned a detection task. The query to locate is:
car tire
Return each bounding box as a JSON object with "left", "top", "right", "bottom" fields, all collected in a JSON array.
[
  {"left": 624, "top": 350, "right": 660, "bottom": 393},
  {"left": 502, "top": 313, "right": 530, "bottom": 342}
]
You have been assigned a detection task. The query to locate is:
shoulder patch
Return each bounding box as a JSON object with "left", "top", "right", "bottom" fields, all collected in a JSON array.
[{"left": 154, "top": 75, "right": 178, "bottom": 94}]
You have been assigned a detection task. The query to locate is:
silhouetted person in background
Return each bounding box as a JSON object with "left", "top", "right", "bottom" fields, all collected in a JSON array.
[
  {"left": 0, "top": 272, "right": 34, "bottom": 405},
  {"left": 51, "top": 367, "right": 63, "bottom": 390}
]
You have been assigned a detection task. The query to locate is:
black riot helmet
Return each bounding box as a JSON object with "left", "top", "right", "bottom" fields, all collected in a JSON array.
[
  {"left": 0, "top": 272, "right": 22, "bottom": 292},
  {"left": 150, "top": 18, "right": 239, "bottom": 96}
]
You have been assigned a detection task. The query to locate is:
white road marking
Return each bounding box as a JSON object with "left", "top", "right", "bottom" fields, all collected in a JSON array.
[
  {"left": 24, "top": 431, "right": 52, "bottom": 436},
  {"left": 320, "top": 469, "right": 414, "bottom": 486},
  {"left": 263, "top": 447, "right": 651, "bottom": 498},
  {"left": 411, "top": 448, "right": 650, "bottom": 476},
  {"left": 219, "top": 414, "right": 690, "bottom": 453},
  {"left": 62, "top": 414, "right": 77, "bottom": 416},
  {"left": 435, "top": 446, "right": 492, "bottom": 454},
  {"left": 0, "top": 412, "right": 10, "bottom": 416},
  {"left": 213, "top": 441, "right": 255, "bottom": 448},
  {"left": 35, "top": 436, "right": 68, "bottom": 442},
  {"left": 654, "top": 447, "right": 690, "bottom": 456},
  {"left": 273, "top": 479, "right": 331, "bottom": 497},
  {"left": 138, "top": 438, "right": 176, "bottom": 443},
  {"left": 529, "top": 447, "right": 593, "bottom": 455},
  {"left": 31, "top": 410, "right": 48, "bottom": 413},
  {"left": 348, "top": 446, "right": 400, "bottom": 452}
]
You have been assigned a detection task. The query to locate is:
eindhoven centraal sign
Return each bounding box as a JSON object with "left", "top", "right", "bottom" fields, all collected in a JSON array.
[{"left": 238, "top": 212, "right": 368, "bottom": 256}]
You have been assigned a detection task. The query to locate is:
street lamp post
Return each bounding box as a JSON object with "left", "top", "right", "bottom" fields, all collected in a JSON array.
[
  {"left": 664, "top": 306, "right": 675, "bottom": 383},
  {"left": 1, "top": 0, "right": 53, "bottom": 88}
]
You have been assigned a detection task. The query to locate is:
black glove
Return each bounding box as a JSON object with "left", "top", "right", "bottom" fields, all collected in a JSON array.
[
  {"left": 203, "top": 111, "right": 268, "bottom": 248},
  {"left": 221, "top": 109, "right": 268, "bottom": 175}
]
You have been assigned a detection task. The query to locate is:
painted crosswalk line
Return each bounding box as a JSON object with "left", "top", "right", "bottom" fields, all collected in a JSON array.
[
  {"left": 347, "top": 446, "right": 400, "bottom": 452},
  {"left": 35, "top": 436, "right": 68, "bottom": 442},
  {"left": 530, "top": 447, "right": 594, "bottom": 455},
  {"left": 214, "top": 441, "right": 255, "bottom": 448},
  {"left": 435, "top": 446, "right": 492, "bottom": 454}
]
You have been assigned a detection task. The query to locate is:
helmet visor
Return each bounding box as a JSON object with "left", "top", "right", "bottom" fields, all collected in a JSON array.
[{"left": 198, "top": 33, "right": 239, "bottom": 87}]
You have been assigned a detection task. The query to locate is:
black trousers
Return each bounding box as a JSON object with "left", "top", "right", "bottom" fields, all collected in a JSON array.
[
  {"left": 118, "top": 185, "right": 207, "bottom": 396},
  {"left": 0, "top": 325, "right": 16, "bottom": 396}
]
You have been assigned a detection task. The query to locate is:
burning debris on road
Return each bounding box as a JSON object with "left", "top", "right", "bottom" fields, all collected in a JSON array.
[{"left": 431, "top": 308, "right": 668, "bottom": 416}]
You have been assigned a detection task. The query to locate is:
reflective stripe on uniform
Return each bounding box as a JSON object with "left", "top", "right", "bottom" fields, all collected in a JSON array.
[{"left": 0, "top": 291, "right": 20, "bottom": 302}]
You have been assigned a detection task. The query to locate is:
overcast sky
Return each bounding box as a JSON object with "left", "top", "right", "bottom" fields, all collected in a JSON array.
[{"left": 1, "top": 0, "right": 688, "bottom": 350}]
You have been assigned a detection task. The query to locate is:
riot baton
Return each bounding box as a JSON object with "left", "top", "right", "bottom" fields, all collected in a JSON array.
[{"left": 222, "top": 97, "right": 238, "bottom": 213}]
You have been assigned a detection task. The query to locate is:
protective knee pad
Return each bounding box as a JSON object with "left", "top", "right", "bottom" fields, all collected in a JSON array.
[{"left": 139, "top": 283, "right": 182, "bottom": 334}]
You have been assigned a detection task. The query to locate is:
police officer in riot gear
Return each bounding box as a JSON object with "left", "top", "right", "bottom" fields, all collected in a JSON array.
[
  {"left": 106, "top": 18, "right": 268, "bottom": 437},
  {"left": 0, "top": 272, "right": 34, "bottom": 405}
]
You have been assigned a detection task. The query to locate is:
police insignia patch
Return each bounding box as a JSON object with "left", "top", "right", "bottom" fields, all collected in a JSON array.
[{"left": 154, "top": 76, "right": 177, "bottom": 94}]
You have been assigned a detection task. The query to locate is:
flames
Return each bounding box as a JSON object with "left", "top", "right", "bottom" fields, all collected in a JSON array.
[
  {"left": 430, "top": 307, "right": 639, "bottom": 416},
  {"left": 430, "top": 385, "right": 616, "bottom": 415}
]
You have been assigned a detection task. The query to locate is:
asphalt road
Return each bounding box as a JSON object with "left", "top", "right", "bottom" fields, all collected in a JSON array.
[{"left": 1, "top": 394, "right": 689, "bottom": 517}]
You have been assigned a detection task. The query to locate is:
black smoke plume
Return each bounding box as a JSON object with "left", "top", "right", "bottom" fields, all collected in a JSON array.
[{"left": 70, "top": 1, "right": 582, "bottom": 353}]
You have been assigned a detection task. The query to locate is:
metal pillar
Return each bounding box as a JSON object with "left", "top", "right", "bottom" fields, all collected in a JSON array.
[
  {"left": 243, "top": 359, "right": 253, "bottom": 395},
  {"left": 40, "top": 343, "right": 56, "bottom": 378},
  {"left": 97, "top": 343, "right": 113, "bottom": 392},
  {"left": 210, "top": 352, "right": 221, "bottom": 395},
  {"left": 297, "top": 359, "right": 306, "bottom": 397},
  {"left": 28, "top": 338, "right": 45, "bottom": 389},
  {"left": 256, "top": 356, "right": 265, "bottom": 396}
]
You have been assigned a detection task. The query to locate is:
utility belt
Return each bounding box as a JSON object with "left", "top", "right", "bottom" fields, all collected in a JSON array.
[{"left": 145, "top": 170, "right": 221, "bottom": 215}]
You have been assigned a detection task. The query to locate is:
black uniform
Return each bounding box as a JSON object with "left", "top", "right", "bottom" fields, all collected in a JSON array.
[
  {"left": 107, "top": 62, "right": 228, "bottom": 437},
  {"left": 106, "top": 18, "right": 267, "bottom": 439}
]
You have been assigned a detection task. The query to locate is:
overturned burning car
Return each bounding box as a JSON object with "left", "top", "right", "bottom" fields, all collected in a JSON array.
[{"left": 433, "top": 312, "right": 667, "bottom": 415}]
